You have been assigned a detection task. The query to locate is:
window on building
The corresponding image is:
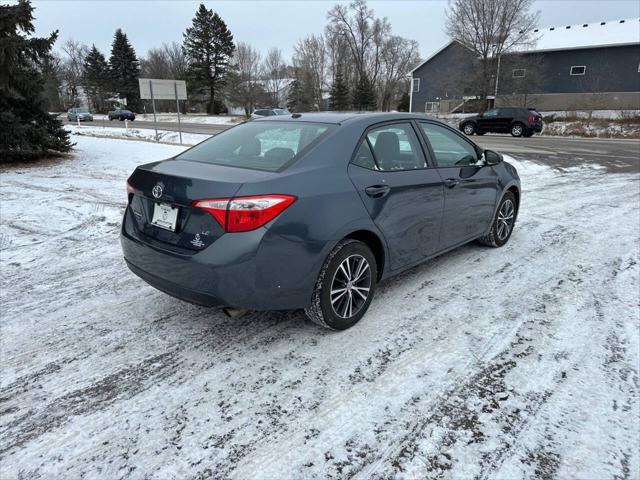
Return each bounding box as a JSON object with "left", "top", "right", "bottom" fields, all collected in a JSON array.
[
  {"left": 412, "top": 78, "right": 420, "bottom": 93},
  {"left": 425, "top": 102, "right": 439, "bottom": 112},
  {"left": 512, "top": 69, "right": 526, "bottom": 78},
  {"left": 570, "top": 66, "right": 586, "bottom": 76}
]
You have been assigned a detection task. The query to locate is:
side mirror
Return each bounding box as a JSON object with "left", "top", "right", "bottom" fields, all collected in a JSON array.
[{"left": 484, "top": 149, "right": 503, "bottom": 166}]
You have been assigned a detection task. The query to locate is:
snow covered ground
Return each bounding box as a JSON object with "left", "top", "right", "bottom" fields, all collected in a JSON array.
[
  {"left": 1, "top": 136, "right": 638, "bottom": 479},
  {"left": 65, "top": 124, "right": 212, "bottom": 146},
  {"left": 61, "top": 113, "right": 242, "bottom": 125}
]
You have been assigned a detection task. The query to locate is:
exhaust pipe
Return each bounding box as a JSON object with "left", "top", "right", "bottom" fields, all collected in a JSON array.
[{"left": 222, "top": 307, "right": 246, "bottom": 318}]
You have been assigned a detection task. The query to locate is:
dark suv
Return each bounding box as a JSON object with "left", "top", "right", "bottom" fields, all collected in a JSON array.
[{"left": 459, "top": 108, "right": 543, "bottom": 137}]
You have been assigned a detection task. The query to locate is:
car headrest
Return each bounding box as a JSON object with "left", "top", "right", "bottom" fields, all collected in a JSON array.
[
  {"left": 264, "top": 147, "right": 295, "bottom": 164},
  {"left": 238, "top": 137, "right": 261, "bottom": 156},
  {"left": 373, "top": 131, "right": 400, "bottom": 169}
]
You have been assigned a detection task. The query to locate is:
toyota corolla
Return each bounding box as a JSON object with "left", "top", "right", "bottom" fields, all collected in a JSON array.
[{"left": 121, "top": 112, "right": 520, "bottom": 329}]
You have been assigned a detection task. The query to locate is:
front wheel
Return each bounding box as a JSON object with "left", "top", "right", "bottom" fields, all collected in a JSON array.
[
  {"left": 510, "top": 123, "right": 524, "bottom": 137},
  {"left": 462, "top": 123, "right": 476, "bottom": 135},
  {"left": 305, "top": 239, "right": 377, "bottom": 330},
  {"left": 478, "top": 192, "right": 517, "bottom": 247}
]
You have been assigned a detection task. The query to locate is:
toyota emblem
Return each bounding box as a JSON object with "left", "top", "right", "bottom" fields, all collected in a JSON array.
[{"left": 152, "top": 183, "right": 163, "bottom": 199}]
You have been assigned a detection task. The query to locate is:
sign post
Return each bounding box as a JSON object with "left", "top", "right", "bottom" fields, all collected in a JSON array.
[
  {"left": 174, "top": 82, "right": 182, "bottom": 145},
  {"left": 139, "top": 78, "right": 188, "bottom": 144},
  {"left": 149, "top": 80, "right": 159, "bottom": 141}
]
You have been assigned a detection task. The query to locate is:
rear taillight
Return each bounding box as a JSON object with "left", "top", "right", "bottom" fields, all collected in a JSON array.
[
  {"left": 126, "top": 178, "right": 136, "bottom": 195},
  {"left": 527, "top": 114, "right": 535, "bottom": 124},
  {"left": 192, "top": 194, "right": 296, "bottom": 232}
]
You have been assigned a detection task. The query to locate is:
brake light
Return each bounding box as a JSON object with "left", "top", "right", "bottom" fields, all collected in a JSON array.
[
  {"left": 192, "top": 194, "right": 297, "bottom": 232},
  {"left": 126, "top": 178, "right": 136, "bottom": 195},
  {"left": 527, "top": 114, "right": 535, "bottom": 124}
]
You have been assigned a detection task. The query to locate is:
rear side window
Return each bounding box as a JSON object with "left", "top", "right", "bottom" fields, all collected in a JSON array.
[
  {"left": 178, "top": 121, "right": 333, "bottom": 171},
  {"left": 365, "top": 123, "right": 426, "bottom": 171},
  {"left": 352, "top": 140, "right": 377, "bottom": 169},
  {"left": 419, "top": 122, "right": 478, "bottom": 167}
]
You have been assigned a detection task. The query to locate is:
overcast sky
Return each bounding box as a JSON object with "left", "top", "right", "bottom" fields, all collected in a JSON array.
[{"left": 30, "top": 0, "right": 640, "bottom": 61}]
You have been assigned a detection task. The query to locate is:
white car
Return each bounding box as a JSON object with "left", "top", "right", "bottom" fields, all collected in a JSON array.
[{"left": 250, "top": 108, "right": 290, "bottom": 120}]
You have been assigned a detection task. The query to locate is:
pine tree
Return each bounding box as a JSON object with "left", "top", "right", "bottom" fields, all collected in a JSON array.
[
  {"left": 183, "top": 3, "right": 234, "bottom": 114},
  {"left": 0, "top": 0, "right": 71, "bottom": 162},
  {"left": 329, "top": 66, "right": 350, "bottom": 111},
  {"left": 397, "top": 92, "right": 410, "bottom": 112},
  {"left": 83, "top": 45, "right": 110, "bottom": 112},
  {"left": 286, "top": 69, "right": 313, "bottom": 112},
  {"left": 109, "top": 29, "right": 140, "bottom": 111},
  {"left": 352, "top": 74, "right": 377, "bottom": 111}
]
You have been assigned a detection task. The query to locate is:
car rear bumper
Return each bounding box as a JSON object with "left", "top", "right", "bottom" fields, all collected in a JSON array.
[{"left": 120, "top": 214, "right": 329, "bottom": 310}]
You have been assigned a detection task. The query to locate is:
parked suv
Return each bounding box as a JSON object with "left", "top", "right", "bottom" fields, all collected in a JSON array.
[
  {"left": 250, "top": 108, "right": 290, "bottom": 120},
  {"left": 459, "top": 107, "right": 543, "bottom": 137},
  {"left": 108, "top": 108, "right": 136, "bottom": 121}
]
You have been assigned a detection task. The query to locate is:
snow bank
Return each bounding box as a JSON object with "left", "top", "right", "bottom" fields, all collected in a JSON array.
[{"left": 65, "top": 124, "right": 212, "bottom": 146}]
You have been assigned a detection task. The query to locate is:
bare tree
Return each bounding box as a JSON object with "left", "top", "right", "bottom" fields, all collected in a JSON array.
[
  {"left": 228, "top": 41, "right": 264, "bottom": 116},
  {"left": 445, "top": 0, "right": 539, "bottom": 107},
  {"left": 60, "top": 39, "right": 89, "bottom": 107},
  {"left": 140, "top": 48, "right": 171, "bottom": 79},
  {"left": 262, "top": 47, "right": 288, "bottom": 106},
  {"left": 163, "top": 41, "right": 187, "bottom": 80},
  {"left": 292, "top": 34, "right": 326, "bottom": 110},
  {"left": 378, "top": 35, "right": 420, "bottom": 110}
]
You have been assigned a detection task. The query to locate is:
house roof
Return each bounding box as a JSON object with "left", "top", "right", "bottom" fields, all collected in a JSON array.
[
  {"left": 520, "top": 17, "right": 640, "bottom": 53},
  {"left": 410, "top": 17, "right": 640, "bottom": 74}
]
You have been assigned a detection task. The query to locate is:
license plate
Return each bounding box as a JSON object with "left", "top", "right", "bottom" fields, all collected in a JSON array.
[{"left": 151, "top": 203, "right": 179, "bottom": 231}]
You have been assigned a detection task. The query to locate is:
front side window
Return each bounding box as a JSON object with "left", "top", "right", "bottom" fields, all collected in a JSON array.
[
  {"left": 178, "top": 121, "right": 333, "bottom": 171},
  {"left": 570, "top": 65, "right": 586, "bottom": 75},
  {"left": 365, "top": 123, "right": 426, "bottom": 171},
  {"left": 419, "top": 122, "right": 478, "bottom": 167},
  {"left": 412, "top": 78, "right": 420, "bottom": 93}
]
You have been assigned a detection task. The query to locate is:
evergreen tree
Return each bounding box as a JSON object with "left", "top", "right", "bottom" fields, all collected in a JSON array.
[
  {"left": 352, "top": 74, "right": 377, "bottom": 111},
  {"left": 109, "top": 29, "right": 140, "bottom": 111},
  {"left": 286, "top": 69, "right": 313, "bottom": 112},
  {"left": 397, "top": 92, "right": 410, "bottom": 112},
  {"left": 183, "top": 3, "right": 234, "bottom": 114},
  {"left": 0, "top": 0, "right": 71, "bottom": 162},
  {"left": 83, "top": 45, "right": 110, "bottom": 112},
  {"left": 328, "top": 66, "right": 350, "bottom": 111}
]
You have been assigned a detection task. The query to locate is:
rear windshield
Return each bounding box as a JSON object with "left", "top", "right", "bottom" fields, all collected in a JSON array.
[{"left": 177, "top": 121, "right": 334, "bottom": 171}]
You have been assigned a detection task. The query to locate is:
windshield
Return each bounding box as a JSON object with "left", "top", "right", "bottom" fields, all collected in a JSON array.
[
  {"left": 274, "top": 109, "right": 290, "bottom": 115},
  {"left": 177, "top": 121, "right": 334, "bottom": 171},
  {"left": 77, "top": 108, "right": 89, "bottom": 113}
]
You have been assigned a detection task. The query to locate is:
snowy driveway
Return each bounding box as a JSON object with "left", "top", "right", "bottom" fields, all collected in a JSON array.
[{"left": 1, "top": 136, "right": 638, "bottom": 479}]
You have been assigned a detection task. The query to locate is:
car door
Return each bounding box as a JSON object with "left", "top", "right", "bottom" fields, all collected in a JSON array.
[
  {"left": 348, "top": 121, "right": 444, "bottom": 270},
  {"left": 497, "top": 108, "right": 515, "bottom": 132},
  {"left": 477, "top": 108, "right": 499, "bottom": 133},
  {"left": 418, "top": 121, "right": 500, "bottom": 250}
]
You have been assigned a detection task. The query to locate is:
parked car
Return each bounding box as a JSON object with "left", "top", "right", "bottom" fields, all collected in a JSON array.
[
  {"left": 459, "top": 107, "right": 543, "bottom": 137},
  {"left": 250, "top": 108, "right": 290, "bottom": 120},
  {"left": 67, "top": 107, "right": 93, "bottom": 122},
  {"left": 121, "top": 112, "right": 520, "bottom": 329},
  {"left": 108, "top": 108, "right": 135, "bottom": 121}
]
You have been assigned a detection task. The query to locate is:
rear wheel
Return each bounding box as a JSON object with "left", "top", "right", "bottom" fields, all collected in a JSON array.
[
  {"left": 510, "top": 122, "right": 524, "bottom": 137},
  {"left": 305, "top": 239, "right": 377, "bottom": 330},
  {"left": 478, "top": 192, "right": 517, "bottom": 247},
  {"left": 462, "top": 123, "right": 476, "bottom": 135}
]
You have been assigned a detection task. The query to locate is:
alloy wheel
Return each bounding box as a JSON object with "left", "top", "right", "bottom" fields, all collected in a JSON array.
[
  {"left": 330, "top": 254, "right": 372, "bottom": 319},
  {"left": 464, "top": 124, "right": 474, "bottom": 135},
  {"left": 512, "top": 124, "right": 523, "bottom": 136},
  {"left": 496, "top": 199, "right": 515, "bottom": 240}
]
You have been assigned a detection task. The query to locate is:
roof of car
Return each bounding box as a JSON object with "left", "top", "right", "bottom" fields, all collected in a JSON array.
[{"left": 253, "top": 111, "right": 435, "bottom": 125}]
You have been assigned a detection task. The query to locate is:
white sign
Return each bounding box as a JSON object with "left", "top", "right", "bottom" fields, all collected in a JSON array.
[{"left": 138, "top": 78, "right": 187, "bottom": 100}]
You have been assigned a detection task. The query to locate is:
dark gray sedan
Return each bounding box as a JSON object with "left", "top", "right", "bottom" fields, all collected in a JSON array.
[{"left": 121, "top": 112, "right": 520, "bottom": 329}]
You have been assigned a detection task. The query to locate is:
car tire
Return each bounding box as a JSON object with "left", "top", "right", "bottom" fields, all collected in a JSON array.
[
  {"left": 462, "top": 123, "right": 476, "bottom": 135},
  {"left": 478, "top": 192, "right": 517, "bottom": 248},
  {"left": 510, "top": 122, "right": 524, "bottom": 137},
  {"left": 305, "top": 239, "right": 377, "bottom": 330}
]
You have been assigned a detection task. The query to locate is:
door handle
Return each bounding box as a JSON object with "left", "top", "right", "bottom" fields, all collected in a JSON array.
[
  {"left": 444, "top": 178, "right": 459, "bottom": 188},
  {"left": 365, "top": 185, "right": 391, "bottom": 198}
]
